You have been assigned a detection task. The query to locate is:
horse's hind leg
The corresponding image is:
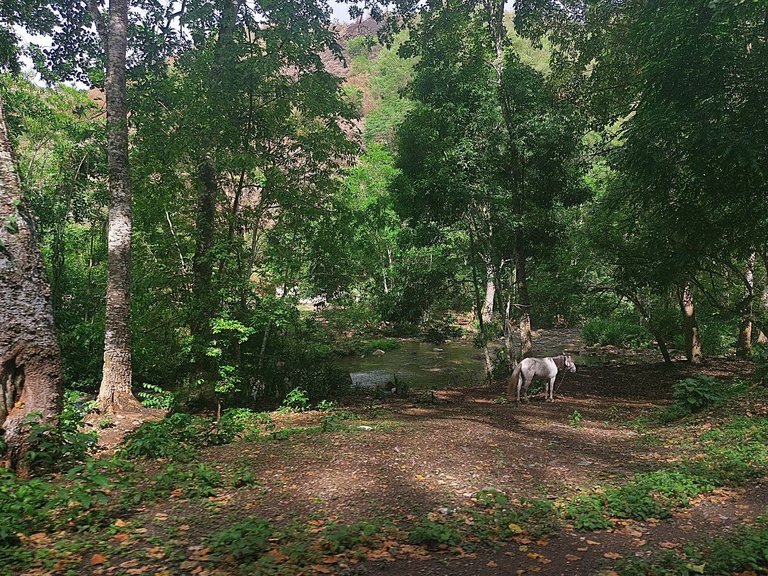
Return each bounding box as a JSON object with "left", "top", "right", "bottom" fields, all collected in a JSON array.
[
  {"left": 516, "top": 376, "right": 524, "bottom": 403},
  {"left": 547, "top": 376, "right": 556, "bottom": 401}
]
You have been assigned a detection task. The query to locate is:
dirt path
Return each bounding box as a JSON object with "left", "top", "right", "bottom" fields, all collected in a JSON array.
[{"left": 154, "top": 358, "right": 763, "bottom": 576}]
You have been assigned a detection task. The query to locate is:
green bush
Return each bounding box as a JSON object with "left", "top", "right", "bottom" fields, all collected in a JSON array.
[
  {"left": 0, "top": 470, "right": 52, "bottom": 545},
  {"left": 618, "top": 518, "right": 768, "bottom": 576},
  {"left": 672, "top": 376, "right": 728, "bottom": 413},
  {"left": 408, "top": 518, "right": 461, "bottom": 548},
  {"left": 323, "top": 520, "right": 381, "bottom": 552},
  {"left": 209, "top": 518, "right": 273, "bottom": 562},
  {"left": 122, "top": 413, "right": 243, "bottom": 459},
  {"left": 564, "top": 493, "right": 612, "bottom": 531},
  {"left": 606, "top": 482, "right": 670, "bottom": 520},
  {"left": 581, "top": 317, "right": 651, "bottom": 347},
  {"left": 700, "top": 318, "right": 737, "bottom": 356},
  {"left": 752, "top": 343, "right": 768, "bottom": 383},
  {"left": 23, "top": 391, "right": 98, "bottom": 472},
  {"left": 137, "top": 382, "right": 175, "bottom": 410},
  {"left": 279, "top": 387, "right": 311, "bottom": 412}
]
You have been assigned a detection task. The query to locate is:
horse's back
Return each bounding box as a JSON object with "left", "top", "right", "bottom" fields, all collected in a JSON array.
[{"left": 521, "top": 356, "right": 557, "bottom": 379}]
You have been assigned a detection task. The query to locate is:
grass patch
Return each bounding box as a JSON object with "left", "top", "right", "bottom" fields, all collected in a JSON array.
[{"left": 617, "top": 517, "right": 768, "bottom": 576}]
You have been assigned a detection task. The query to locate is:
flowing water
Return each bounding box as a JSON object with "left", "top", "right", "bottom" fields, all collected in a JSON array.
[{"left": 337, "top": 328, "right": 674, "bottom": 390}]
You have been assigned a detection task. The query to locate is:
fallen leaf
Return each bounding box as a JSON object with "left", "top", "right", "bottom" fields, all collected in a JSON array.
[
  {"left": 310, "top": 564, "right": 333, "bottom": 573},
  {"left": 586, "top": 540, "right": 600, "bottom": 546},
  {"left": 114, "top": 519, "right": 128, "bottom": 527},
  {"left": 565, "top": 554, "right": 581, "bottom": 561},
  {"left": 659, "top": 542, "right": 679, "bottom": 549},
  {"left": 90, "top": 554, "right": 107, "bottom": 566},
  {"left": 686, "top": 564, "right": 706, "bottom": 574},
  {"left": 487, "top": 561, "right": 498, "bottom": 568},
  {"left": 366, "top": 549, "right": 393, "bottom": 561},
  {"left": 27, "top": 533, "right": 50, "bottom": 545},
  {"left": 508, "top": 523, "right": 524, "bottom": 534},
  {"left": 154, "top": 513, "right": 168, "bottom": 521},
  {"left": 603, "top": 552, "right": 623, "bottom": 560},
  {"left": 179, "top": 525, "right": 190, "bottom": 532},
  {"left": 267, "top": 549, "right": 289, "bottom": 563},
  {"left": 577, "top": 547, "right": 589, "bottom": 552}
]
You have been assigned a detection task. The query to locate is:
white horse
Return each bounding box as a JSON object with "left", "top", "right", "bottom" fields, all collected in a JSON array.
[{"left": 507, "top": 354, "right": 576, "bottom": 402}]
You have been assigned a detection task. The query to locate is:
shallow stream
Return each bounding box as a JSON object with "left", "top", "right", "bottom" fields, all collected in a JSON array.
[{"left": 337, "top": 328, "right": 675, "bottom": 390}]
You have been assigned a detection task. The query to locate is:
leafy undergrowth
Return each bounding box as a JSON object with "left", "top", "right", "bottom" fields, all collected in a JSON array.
[{"left": 2, "top": 372, "right": 768, "bottom": 575}]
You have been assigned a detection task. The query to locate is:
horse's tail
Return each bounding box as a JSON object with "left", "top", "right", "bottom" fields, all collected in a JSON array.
[{"left": 507, "top": 362, "right": 523, "bottom": 400}]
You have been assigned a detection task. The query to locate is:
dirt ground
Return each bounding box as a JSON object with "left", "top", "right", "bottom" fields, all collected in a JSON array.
[{"left": 105, "top": 357, "right": 766, "bottom": 576}]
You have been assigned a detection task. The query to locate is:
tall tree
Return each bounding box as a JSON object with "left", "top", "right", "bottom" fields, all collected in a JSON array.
[
  {"left": 517, "top": 0, "right": 768, "bottom": 360},
  {"left": 391, "top": 1, "right": 584, "bottom": 362},
  {"left": 0, "top": 94, "right": 63, "bottom": 472},
  {"left": 90, "top": 0, "right": 141, "bottom": 412}
]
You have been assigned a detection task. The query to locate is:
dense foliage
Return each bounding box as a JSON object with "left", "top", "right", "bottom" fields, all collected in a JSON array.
[{"left": 1, "top": 0, "right": 766, "bottom": 417}]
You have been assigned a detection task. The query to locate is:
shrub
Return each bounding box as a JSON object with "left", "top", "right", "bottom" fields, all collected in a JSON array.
[
  {"left": 672, "top": 376, "right": 728, "bottom": 413},
  {"left": 0, "top": 470, "right": 52, "bottom": 545},
  {"left": 408, "top": 518, "right": 461, "bottom": 548},
  {"left": 700, "top": 318, "right": 737, "bottom": 356},
  {"left": 605, "top": 482, "right": 670, "bottom": 520},
  {"left": 581, "top": 317, "right": 651, "bottom": 347},
  {"left": 564, "top": 493, "right": 612, "bottom": 531},
  {"left": 137, "top": 382, "right": 175, "bottom": 410},
  {"left": 209, "top": 519, "right": 273, "bottom": 562},
  {"left": 752, "top": 343, "right": 768, "bottom": 383},
  {"left": 323, "top": 520, "right": 382, "bottom": 552},
  {"left": 123, "top": 413, "right": 243, "bottom": 459},
  {"left": 279, "top": 387, "right": 311, "bottom": 412},
  {"left": 23, "top": 391, "right": 98, "bottom": 472}
]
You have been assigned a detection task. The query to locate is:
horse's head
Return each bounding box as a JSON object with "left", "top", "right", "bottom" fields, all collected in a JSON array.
[{"left": 563, "top": 354, "right": 577, "bottom": 373}]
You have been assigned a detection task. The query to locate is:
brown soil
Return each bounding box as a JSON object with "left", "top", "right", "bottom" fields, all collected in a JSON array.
[{"left": 91, "top": 357, "right": 765, "bottom": 576}]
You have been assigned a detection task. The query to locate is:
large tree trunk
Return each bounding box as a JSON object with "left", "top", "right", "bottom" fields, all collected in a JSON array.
[
  {"left": 679, "top": 281, "right": 702, "bottom": 364},
  {"left": 736, "top": 253, "right": 755, "bottom": 357},
  {"left": 0, "top": 96, "right": 63, "bottom": 474},
  {"left": 98, "top": 0, "right": 141, "bottom": 413}
]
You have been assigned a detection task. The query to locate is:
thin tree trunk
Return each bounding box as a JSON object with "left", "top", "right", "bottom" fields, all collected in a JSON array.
[
  {"left": 515, "top": 240, "right": 533, "bottom": 358},
  {"left": 654, "top": 333, "right": 672, "bottom": 364},
  {"left": 679, "top": 281, "right": 702, "bottom": 364},
  {"left": 484, "top": 0, "right": 532, "bottom": 358},
  {"left": 482, "top": 260, "right": 495, "bottom": 324},
  {"left": 0, "top": 96, "right": 63, "bottom": 474},
  {"left": 191, "top": 158, "right": 217, "bottom": 341},
  {"left": 98, "top": 0, "right": 142, "bottom": 413},
  {"left": 737, "top": 253, "right": 755, "bottom": 357},
  {"left": 758, "top": 252, "right": 768, "bottom": 344},
  {"left": 627, "top": 293, "right": 672, "bottom": 365}
]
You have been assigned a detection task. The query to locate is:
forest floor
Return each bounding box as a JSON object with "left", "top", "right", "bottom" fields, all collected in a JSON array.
[{"left": 13, "top": 357, "right": 768, "bottom": 576}]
